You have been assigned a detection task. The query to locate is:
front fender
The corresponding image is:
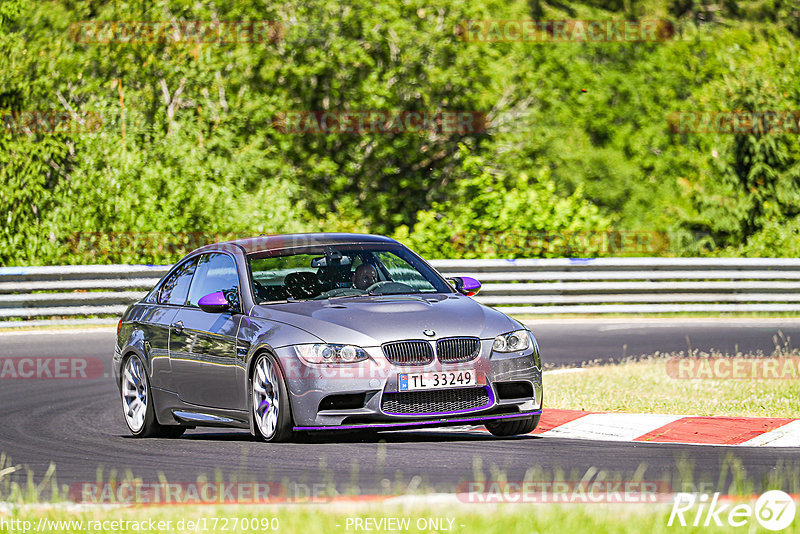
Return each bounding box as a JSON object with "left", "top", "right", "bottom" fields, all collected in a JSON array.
[{"left": 238, "top": 316, "right": 325, "bottom": 434}]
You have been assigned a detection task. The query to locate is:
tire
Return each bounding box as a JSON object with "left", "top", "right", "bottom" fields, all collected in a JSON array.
[
  {"left": 485, "top": 414, "right": 540, "bottom": 437},
  {"left": 121, "top": 354, "right": 186, "bottom": 438},
  {"left": 251, "top": 352, "right": 294, "bottom": 442}
]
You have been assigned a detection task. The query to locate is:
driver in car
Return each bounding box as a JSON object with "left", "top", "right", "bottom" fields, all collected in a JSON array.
[{"left": 352, "top": 263, "right": 379, "bottom": 291}]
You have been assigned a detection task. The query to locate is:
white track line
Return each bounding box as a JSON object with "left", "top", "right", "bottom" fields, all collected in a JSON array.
[
  {"left": 540, "top": 413, "right": 683, "bottom": 442},
  {"left": 0, "top": 327, "right": 115, "bottom": 336}
]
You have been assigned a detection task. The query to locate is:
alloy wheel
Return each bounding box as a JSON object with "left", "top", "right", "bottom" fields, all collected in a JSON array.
[
  {"left": 253, "top": 355, "right": 281, "bottom": 439},
  {"left": 122, "top": 357, "right": 148, "bottom": 433}
]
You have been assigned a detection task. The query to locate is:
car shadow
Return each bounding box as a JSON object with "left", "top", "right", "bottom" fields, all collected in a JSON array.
[{"left": 170, "top": 427, "right": 543, "bottom": 444}]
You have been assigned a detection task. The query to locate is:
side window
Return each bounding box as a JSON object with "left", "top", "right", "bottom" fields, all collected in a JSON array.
[
  {"left": 186, "top": 253, "right": 240, "bottom": 309},
  {"left": 157, "top": 259, "right": 197, "bottom": 305}
]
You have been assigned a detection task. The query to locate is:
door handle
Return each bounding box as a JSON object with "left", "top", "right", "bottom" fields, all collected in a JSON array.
[{"left": 170, "top": 321, "right": 184, "bottom": 334}]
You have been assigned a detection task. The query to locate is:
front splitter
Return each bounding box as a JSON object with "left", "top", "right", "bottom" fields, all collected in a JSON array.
[{"left": 294, "top": 410, "right": 542, "bottom": 432}]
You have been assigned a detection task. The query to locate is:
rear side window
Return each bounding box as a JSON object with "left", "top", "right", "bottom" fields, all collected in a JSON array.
[
  {"left": 187, "top": 253, "right": 240, "bottom": 308},
  {"left": 157, "top": 259, "right": 197, "bottom": 305}
]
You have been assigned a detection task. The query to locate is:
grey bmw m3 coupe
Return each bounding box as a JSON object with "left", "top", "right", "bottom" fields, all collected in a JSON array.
[{"left": 114, "top": 233, "right": 543, "bottom": 442}]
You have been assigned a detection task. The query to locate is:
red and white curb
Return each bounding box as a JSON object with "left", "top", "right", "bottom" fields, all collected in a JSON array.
[{"left": 532, "top": 409, "right": 800, "bottom": 447}]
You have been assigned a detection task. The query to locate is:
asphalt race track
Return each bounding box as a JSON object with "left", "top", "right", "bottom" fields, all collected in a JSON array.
[
  {"left": 528, "top": 318, "right": 800, "bottom": 367},
  {"left": 1, "top": 320, "right": 799, "bottom": 498}
]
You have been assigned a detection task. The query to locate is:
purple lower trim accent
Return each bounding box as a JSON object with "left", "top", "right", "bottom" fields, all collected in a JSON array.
[
  {"left": 293, "top": 410, "right": 542, "bottom": 432},
  {"left": 381, "top": 386, "right": 495, "bottom": 417}
]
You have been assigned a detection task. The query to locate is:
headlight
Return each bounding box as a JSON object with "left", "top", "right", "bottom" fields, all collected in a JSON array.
[
  {"left": 295, "top": 344, "right": 368, "bottom": 364},
  {"left": 492, "top": 330, "right": 531, "bottom": 353}
]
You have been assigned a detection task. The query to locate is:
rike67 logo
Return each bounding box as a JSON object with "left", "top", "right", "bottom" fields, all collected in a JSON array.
[{"left": 669, "top": 490, "right": 796, "bottom": 531}]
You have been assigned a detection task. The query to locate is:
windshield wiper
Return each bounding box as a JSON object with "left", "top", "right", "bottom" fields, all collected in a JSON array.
[{"left": 258, "top": 298, "right": 308, "bottom": 305}]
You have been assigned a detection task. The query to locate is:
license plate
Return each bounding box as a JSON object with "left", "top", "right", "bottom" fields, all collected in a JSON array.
[{"left": 398, "top": 370, "right": 483, "bottom": 391}]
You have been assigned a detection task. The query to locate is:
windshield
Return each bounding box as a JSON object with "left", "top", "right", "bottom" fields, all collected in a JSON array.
[{"left": 248, "top": 244, "right": 453, "bottom": 303}]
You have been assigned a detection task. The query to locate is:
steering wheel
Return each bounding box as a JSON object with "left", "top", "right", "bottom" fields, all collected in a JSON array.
[
  {"left": 365, "top": 281, "right": 392, "bottom": 293},
  {"left": 365, "top": 281, "right": 418, "bottom": 294}
]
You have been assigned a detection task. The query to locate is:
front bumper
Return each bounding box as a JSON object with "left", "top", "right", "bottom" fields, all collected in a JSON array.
[{"left": 275, "top": 339, "right": 543, "bottom": 428}]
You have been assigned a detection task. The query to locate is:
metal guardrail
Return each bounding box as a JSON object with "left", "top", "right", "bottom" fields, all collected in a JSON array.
[
  {"left": 0, "top": 265, "right": 168, "bottom": 321},
  {"left": 434, "top": 258, "right": 800, "bottom": 314},
  {"left": 2, "top": 258, "right": 800, "bottom": 325}
]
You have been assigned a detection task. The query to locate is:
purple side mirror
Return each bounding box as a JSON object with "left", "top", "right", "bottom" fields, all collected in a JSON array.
[
  {"left": 449, "top": 276, "right": 481, "bottom": 296},
  {"left": 198, "top": 291, "right": 230, "bottom": 313},
  {"left": 459, "top": 276, "right": 482, "bottom": 296}
]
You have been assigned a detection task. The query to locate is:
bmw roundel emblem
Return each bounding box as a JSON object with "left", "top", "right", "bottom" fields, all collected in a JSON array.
[{"left": 423, "top": 329, "right": 436, "bottom": 337}]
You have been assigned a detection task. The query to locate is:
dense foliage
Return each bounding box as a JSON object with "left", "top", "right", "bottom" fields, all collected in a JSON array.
[{"left": 1, "top": 0, "right": 798, "bottom": 264}]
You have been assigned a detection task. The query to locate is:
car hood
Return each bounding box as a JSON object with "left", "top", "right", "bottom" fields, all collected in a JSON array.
[{"left": 250, "top": 293, "right": 521, "bottom": 346}]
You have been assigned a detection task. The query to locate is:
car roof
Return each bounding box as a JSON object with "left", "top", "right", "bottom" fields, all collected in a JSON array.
[{"left": 190, "top": 232, "right": 400, "bottom": 255}]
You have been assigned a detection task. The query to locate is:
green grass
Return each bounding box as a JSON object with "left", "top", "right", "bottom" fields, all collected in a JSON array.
[
  {"left": 4, "top": 502, "right": 800, "bottom": 534},
  {"left": 2, "top": 444, "right": 799, "bottom": 533},
  {"left": 546, "top": 354, "right": 800, "bottom": 418}
]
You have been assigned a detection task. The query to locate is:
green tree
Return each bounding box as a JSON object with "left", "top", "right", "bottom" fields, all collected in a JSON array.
[
  {"left": 395, "top": 146, "right": 614, "bottom": 258},
  {"left": 681, "top": 70, "right": 800, "bottom": 252}
]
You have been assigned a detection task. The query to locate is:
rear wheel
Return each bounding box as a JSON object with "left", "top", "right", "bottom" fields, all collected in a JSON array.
[
  {"left": 252, "top": 353, "right": 294, "bottom": 442},
  {"left": 121, "top": 355, "right": 185, "bottom": 438},
  {"left": 485, "top": 414, "right": 540, "bottom": 437}
]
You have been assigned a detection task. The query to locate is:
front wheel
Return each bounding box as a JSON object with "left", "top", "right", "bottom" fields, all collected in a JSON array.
[
  {"left": 121, "top": 355, "right": 185, "bottom": 438},
  {"left": 485, "top": 414, "right": 540, "bottom": 437},
  {"left": 252, "top": 353, "right": 294, "bottom": 442}
]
